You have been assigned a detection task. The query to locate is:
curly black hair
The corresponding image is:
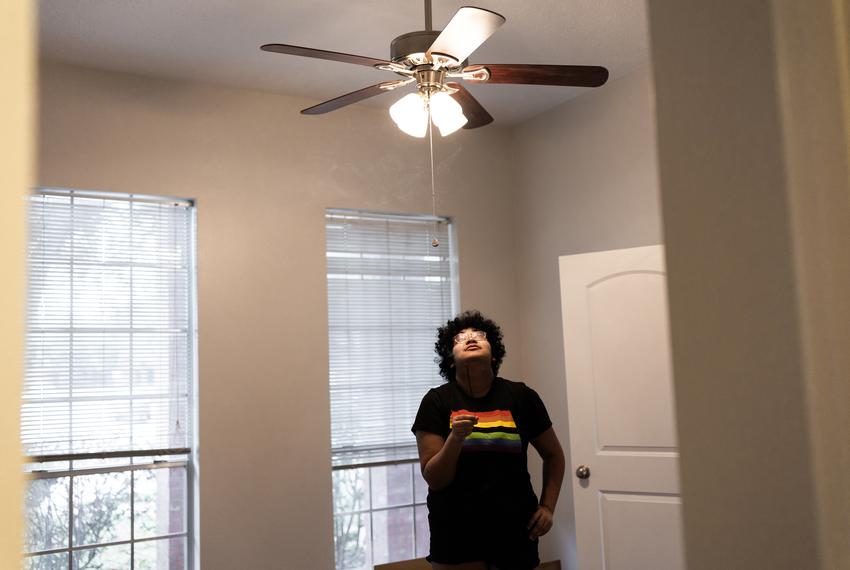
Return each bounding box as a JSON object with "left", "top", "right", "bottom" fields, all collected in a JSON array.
[{"left": 434, "top": 310, "right": 506, "bottom": 382}]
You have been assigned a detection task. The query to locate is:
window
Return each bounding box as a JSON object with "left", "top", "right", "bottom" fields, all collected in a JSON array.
[
  {"left": 325, "top": 209, "right": 457, "bottom": 569},
  {"left": 22, "top": 189, "right": 197, "bottom": 570}
]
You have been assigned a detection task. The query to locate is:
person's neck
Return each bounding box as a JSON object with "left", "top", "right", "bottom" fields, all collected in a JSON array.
[{"left": 455, "top": 363, "right": 494, "bottom": 398}]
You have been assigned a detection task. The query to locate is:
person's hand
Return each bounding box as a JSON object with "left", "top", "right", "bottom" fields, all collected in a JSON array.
[
  {"left": 450, "top": 414, "right": 478, "bottom": 440},
  {"left": 527, "top": 505, "right": 554, "bottom": 540}
]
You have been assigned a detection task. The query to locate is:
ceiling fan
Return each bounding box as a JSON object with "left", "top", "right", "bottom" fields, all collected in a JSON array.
[{"left": 261, "top": 1, "right": 609, "bottom": 137}]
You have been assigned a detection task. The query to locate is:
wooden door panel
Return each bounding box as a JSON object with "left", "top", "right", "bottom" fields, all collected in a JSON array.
[
  {"left": 600, "top": 492, "right": 686, "bottom": 570},
  {"left": 560, "top": 245, "right": 684, "bottom": 570},
  {"left": 587, "top": 271, "right": 677, "bottom": 450}
]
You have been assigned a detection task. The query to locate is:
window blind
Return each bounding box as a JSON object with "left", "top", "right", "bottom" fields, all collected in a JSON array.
[
  {"left": 326, "top": 209, "right": 457, "bottom": 467},
  {"left": 23, "top": 189, "right": 195, "bottom": 459}
]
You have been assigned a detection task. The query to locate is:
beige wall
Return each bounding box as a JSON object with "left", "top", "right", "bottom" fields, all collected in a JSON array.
[
  {"left": 510, "top": 67, "right": 662, "bottom": 568},
  {"left": 0, "top": 0, "right": 33, "bottom": 567},
  {"left": 38, "top": 60, "right": 521, "bottom": 569},
  {"left": 773, "top": 2, "right": 850, "bottom": 567},
  {"left": 648, "top": 1, "right": 850, "bottom": 568}
]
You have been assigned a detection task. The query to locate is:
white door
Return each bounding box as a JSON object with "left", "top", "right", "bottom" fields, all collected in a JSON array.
[{"left": 559, "top": 245, "right": 685, "bottom": 570}]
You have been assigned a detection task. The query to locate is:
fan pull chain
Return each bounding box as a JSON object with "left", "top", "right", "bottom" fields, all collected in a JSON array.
[{"left": 427, "top": 98, "right": 440, "bottom": 247}]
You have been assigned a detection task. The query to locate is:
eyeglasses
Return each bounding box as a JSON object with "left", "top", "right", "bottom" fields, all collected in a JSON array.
[{"left": 453, "top": 330, "right": 487, "bottom": 344}]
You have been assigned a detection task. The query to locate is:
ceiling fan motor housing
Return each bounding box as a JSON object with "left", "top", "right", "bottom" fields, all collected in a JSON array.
[
  {"left": 390, "top": 30, "right": 440, "bottom": 63},
  {"left": 390, "top": 30, "right": 467, "bottom": 68}
]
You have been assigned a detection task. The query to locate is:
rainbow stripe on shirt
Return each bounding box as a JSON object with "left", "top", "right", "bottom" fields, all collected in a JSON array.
[{"left": 450, "top": 409, "right": 522, "bottom": 454}]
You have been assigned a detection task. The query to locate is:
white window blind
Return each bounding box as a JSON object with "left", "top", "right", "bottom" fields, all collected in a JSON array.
[
  {"left": 23, "top": 189, "right": 195, "bottom": 459},
  {"left": 326, "top": 209, "right": 457, "bottom": 467}
]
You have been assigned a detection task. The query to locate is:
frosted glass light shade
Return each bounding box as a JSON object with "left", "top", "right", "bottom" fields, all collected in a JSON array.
[
  {"left": 389, "top": 91, "right": 468, "bottom": 138},
  {"left": 430, "top": 92, "right": 468, "bottom": 136},
  {"left": 389, "top": 93, "right": 429, "bottom": 138}
]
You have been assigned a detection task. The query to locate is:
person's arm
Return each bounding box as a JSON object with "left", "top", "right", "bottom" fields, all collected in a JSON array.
[
  {"left": 415, "top": 414, "right": 477, "bottom": 491},
  {"left": 527, "top": 427, "right": 566, "bottom": 539}
]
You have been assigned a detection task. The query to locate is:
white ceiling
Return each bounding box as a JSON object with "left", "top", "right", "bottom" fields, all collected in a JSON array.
[{"left": 39, "top": 0, "right": 651, "bottom": 126}]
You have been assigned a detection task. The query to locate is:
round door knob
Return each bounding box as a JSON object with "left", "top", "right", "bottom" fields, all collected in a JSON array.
[{"left": 575, "top": 465, "right": 591, "bottom": 479}]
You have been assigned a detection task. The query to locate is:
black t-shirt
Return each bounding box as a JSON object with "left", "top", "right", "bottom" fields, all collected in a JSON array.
[{"left": 411, "top": 377, "right": 552, "bottom": 520}]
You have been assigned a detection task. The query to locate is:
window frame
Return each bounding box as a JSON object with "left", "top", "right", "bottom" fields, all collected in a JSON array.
[
  {"left": 22, "top": 188, "right": 199, "bottom": 570},
  {"left": 331, "top": 458, "right": 429, "bottom": 569},
  {"left": 325, "top": 208, "right": 458, "bottom": 569}
]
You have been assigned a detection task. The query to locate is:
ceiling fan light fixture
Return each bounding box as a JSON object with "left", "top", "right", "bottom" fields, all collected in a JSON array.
[
  {"left": 389, "top": 92, "right": 429, "bottom": 137},
  {"left": 430, "top": 91, "right": 468, "bottom": 136},
  {"left": 389, "top": 91, "right": 468, "bottom": 138}
]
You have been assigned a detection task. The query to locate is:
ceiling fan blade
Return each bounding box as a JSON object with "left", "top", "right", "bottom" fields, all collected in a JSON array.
[
  {"left": 446, "top": 83, "right": 493, "bottom": 129},
  {"left": 464, "top": 64, "right": 609, "bottom": 87},
  {"left": 301, "top": 82, "right": 401, "bottom": 115},
  {"left": 261, "top": 43, "right": 392, "bottom": 68},
  {"left": 427, "top": 7, "right": 505, "bottom": 64}
]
